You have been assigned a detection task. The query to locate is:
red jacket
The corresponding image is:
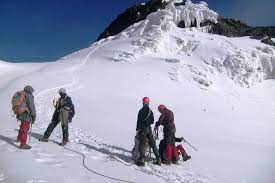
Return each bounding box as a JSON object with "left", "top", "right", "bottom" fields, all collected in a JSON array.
[{"left": 156, "top": 108, "right": 176, "bottom": 134}]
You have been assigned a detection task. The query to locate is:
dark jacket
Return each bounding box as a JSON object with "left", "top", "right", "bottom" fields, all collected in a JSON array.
[
  {"left": 156, "top": 108, "right": 176, "bottom": 134},
  {"left": 52, "top": 94, "right": 74, "bottom": 124},
  {"left": 136, "top": 104, "right": 154, "bottom": 131},
  {"left": 19, "top": 86, "right": 36, "bottom": 123}
]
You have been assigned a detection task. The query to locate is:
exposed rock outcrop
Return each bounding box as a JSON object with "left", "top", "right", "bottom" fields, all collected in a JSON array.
[
  {"left": 97, "top": 0, "right": 168, "bottom": 41},
  {"left": 201, "top": 18, "right": 275, "bottom": 46}
]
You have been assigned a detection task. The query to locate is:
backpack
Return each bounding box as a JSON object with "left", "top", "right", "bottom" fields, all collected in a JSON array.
[{"left": 12, "top": 91, "right": 29, "bottom": 115}]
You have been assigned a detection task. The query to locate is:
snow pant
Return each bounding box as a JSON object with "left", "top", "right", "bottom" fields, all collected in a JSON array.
[
  {"left": 138, "top": 127, "right": 160, "bottom": 160},
  {"left": 159, "top": 138, "right": 179, "bottom": 161},
  {"left": 163, "top": 131, "right": 178, "bottom": 161},
  {"left": 177, "top": 144, "right": 187, "bottom": 157},
  {"left": 159, "top": 140, "right": 166, "bottom": 161},
  {"left": 43, "top": 117, "right": 69, "bottom": 142},
  {"left": 132, "top": 135, "right": 140, "bottom": 161},
  {"left": 17, "top": 120, "right": 30, "bottom": 146}
]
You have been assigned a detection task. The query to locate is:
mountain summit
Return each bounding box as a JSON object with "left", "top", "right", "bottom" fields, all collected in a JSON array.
[
  {"left": 98, "top": 0, "right": 217, "bottom": 41},
  {"left": 98, "top": 0, "right": 275, "bottom": 46}
]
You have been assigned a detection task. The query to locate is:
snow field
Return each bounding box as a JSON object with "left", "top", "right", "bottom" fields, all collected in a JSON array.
[{"left": 0, "top": 0, "right": 275, "bottom": 182}]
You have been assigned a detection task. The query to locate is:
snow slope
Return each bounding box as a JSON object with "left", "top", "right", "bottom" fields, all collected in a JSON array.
[{"left": 1, "top": 1, "right": 275, "bottom": 183}]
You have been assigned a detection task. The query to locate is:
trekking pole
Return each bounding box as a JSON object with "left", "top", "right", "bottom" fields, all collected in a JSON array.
[
  {"left": 28, "top": 123, "right": 33, "bottom": 145},
  {"left": 184, "top": 138, "right": 198, "bottom": 151}
]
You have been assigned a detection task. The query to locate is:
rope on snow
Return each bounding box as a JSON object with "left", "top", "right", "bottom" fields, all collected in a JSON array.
[{"left": 63, "top": 146, "right": 136, "bottom": 183}]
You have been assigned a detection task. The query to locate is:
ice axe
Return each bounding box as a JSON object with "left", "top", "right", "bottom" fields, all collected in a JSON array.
[{"left": 183, "top": 137, "right": 198, "bottom": 151}]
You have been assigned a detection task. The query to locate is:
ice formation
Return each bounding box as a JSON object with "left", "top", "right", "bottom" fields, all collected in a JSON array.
[
  {"left": 100, "top": 0, "right": 275, "bottom": 87},
  {"left": 115, "top": 0, "right": 218, "bottom": 39}
]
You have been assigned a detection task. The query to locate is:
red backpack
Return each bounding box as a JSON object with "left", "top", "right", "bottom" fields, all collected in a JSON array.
[{"left": 12, "top": 91, "right": 29, "bottom": 115}]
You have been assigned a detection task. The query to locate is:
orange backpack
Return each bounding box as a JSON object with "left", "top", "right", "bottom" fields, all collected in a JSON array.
[{"left": 12, "top": 91, "right": 29, "bottom": 115}]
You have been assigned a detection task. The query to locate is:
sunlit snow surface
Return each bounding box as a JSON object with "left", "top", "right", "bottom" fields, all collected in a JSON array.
[{"left": 0, "top": 1, "right": 275, "bottom": 183}]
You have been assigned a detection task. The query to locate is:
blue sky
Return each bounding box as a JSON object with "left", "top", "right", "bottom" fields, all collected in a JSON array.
[{"left": 0, "top": 0, "right": 274, "bottom": 62}]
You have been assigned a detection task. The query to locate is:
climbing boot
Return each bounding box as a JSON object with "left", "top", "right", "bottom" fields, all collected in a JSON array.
[
  {"left": 135, "top": 159, "right": 145, "bottom": 166},
  {"left": 20, "top": 144, "right": 32, "bottom": 149},
  {"left": 59, "top": 140, "right": 67, "bottom": 146},
  {"left": 39, "top": 137, "right": 49, "bottom": 142},
  {"left": 172, "top": 157, "right": 180, "bottom": 165},
  {"left": 153, "top": 158, "right": 161, "bottom": 166},
  {"left": 182, "top": 155, "right": 191, "bottom": 162},
  {"left": 162, "top": 158, "right": 172, "bottom": 165}
]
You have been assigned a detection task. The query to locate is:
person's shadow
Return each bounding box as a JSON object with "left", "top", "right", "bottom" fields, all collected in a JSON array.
[
  {"left": 79, "top": 142, "right": 133, "bottom": 163},
  {"left": 0, "top": 134, "right": 19, "bottom": 148},
  {"left": 0, "top": 131, "right": 135, "bottom": 163},
  {"left": 29, "top": 131, "right": 133, "bottom": 163},
  {"left": 0, "top": 130, "right": 47, "bottom": 149},
  {"left": 29, "top": 132, "right": 44, "bottom": 141}
]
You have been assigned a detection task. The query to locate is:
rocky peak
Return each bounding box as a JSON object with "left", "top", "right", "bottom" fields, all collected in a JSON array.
[
  {"left": 97, "top": 0, "right": 168, "bottom": 41},
  {"left": 202, "top": 17, "right": 275, "bottom": 46},
  {"left": 97, "top": 0, "right": 275, "bottom": 46}
]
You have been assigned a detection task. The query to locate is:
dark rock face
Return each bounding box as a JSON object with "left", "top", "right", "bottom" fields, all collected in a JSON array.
[
  {"left": 174, "top": 1, "right": 187, "bottom": 7},
  {"left": 201, "top": 18, "right": 250, "bottom": 37},
  {"left": 201, "top": 17, "right": 275, "bottom": 46},
  {"left": 261, "top": 37, "right": 275, "bottom": 46},
  {"left": 245, "top": 27, "right": 275, "bottom": 39},
  {"left": 97, "top": 0, "right": 168, "bottom": 41}
]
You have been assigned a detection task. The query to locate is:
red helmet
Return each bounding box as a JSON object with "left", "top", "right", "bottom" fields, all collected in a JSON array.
[
  {"left": 158, "top": 104, "right": 166, "bottom": 112},
  {"left": 142, "top": 97, "right": 150, "bottom": 104}
]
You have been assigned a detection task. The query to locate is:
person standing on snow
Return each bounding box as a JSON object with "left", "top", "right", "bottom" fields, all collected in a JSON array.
[
  {"left": 135, "top": 97, "right": 161, "bottom": 166},
  {"left": 16, "top": 85, "right": 36, "bottom": 149},
  {"left": 155, "top": 104, "right": 177, "bottom": 165},
  {"left": 39, "top": 88, "right": 74, "bottom": 146}
]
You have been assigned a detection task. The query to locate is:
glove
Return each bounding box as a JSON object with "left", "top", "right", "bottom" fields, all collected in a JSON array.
[
  {"left": 155, "top": 121, "right": 160, "bottom": 127},
  {"left": 31, "top": 115, "right": 36, "bottom": 123}
]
